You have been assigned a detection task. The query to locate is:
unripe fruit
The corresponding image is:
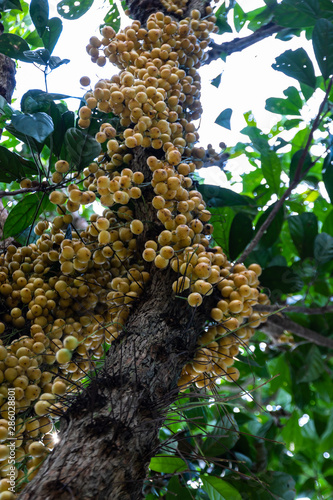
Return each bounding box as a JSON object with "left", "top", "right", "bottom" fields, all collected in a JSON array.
[{"left": 56, "top": 348, "right": 72, "bottom": 364}]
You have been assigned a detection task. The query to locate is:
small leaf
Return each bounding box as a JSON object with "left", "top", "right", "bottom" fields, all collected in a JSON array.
[
  {"left": 211, "top": 73, "right": 222, "bottom": 88},
  {"left": 201, "top": 476, "right": 242, "bottom": 500},
  {"left": 48, "top": 56, "right": 70, "bottom": 69},
  {"left": 149, "top": 456, "right": 187, "bottom": 473},
  {"left": 197, "top": 185, "right": 249, "bottom": 207},
  {"left": 288, "top": 212, "right": 318, "bottom": 259},
  {"left": 3, "top": 193, "right": 49, "bottom": 239},
  {"left": 57, "top": 0, "right": 94, "bottom": 19},
  {"left": 314, "top": 232, "right": 333, "bottom": 264},
  {"left": 23, "top": 48, "right": 50, "bottom": 65},
  {"left": 30, "top": 0, "right": 49, "bottom": 38},
  {"left": 312, "top": 18, "right": 333, "bottom": 80},
  {"left": 215, "top": 108, "right": 232, "bottom": 130},
  {"left": 229, "top": 213, "right": 253, "bottom": 260},
  {"left": 265, "top": 86, "right": 303, "bottom": 116},
  {"left": 102, "top": 2, "right": 121, "bottom": 34},
  {"left": 42, "top": 17, "right": 63, "bottom": 54},
  {"left": 272, "top": 48, "right": 316, "bottom": 88},
  {"left": 201, "top": 415, "right": 239, "bottom": 457},
  {"left": 261, "top": 149, "right": 281, "bottom": 194},
  {"left": 0, "top": 33, "right": 31, "bottom": 62},
  {"left": 63, "top": 127, "right": 100, "bottom": 171},
  {"left": 234, "top": 3, "right": 247, "bottom": 32},
  {"left": 289, "top": 149, "right": 312, "bottom": 182},
  {"left": 11, "top": 112, "right": 54, "bottom": 143}
]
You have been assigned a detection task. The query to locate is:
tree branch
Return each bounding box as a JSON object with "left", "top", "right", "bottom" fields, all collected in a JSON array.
[
  {"left": 236, "top": 77, "right": 333, "bottom": 264},
  {"left": 253, "top": 304, "right": 333, "bottom": 315},
  {"left": 266, "top": 315, "right": 333, "bottom": 349},
  {"left": 206, "top": 22, "right": 283, "bottom": 64}
]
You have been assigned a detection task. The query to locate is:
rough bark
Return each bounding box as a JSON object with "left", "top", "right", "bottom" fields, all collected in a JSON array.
[{"left": 0, "top": 53, "right": 15, "bottom": 103}]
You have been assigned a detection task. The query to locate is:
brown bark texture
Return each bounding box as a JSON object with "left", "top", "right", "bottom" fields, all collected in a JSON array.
[{"left": 0, "top": 53, "right": 16, "bottom": 103}]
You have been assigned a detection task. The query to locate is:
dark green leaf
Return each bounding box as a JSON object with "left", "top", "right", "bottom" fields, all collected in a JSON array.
[
  {"left": 234, "top": 3, "right": 246, "bottom": 32},
  {"left": 241, "top": 126, "right": 269, "bottom": 153},
  {"left": 15, "top": 224, "right": 39, "bottom": 246},
  {"left": 166, "top": 476, "right": 193, "bottom": 500},
  {"left": 260, "top": 266, "right": 303, "bottom": 294},
  {"left": 261, "top": 149, "right": 281, "bottom": 194},
  {"left": 297, "top": 345, "right": 324, "bottom": 382},
  {"left": 314, "top": 232, "right": 333, "bottom": 264},
  {"left": 0, "top": 33, "right": 31, "bottom": 62},
  {"left": 215, "top": 108, "right": 232, "bottom": 130},
  {"left": 210, "top": 73, "right": 222, "bottom": 88},
  {"left": 288, "top": 212, "right": 318, "bottom": 259},
  {"left": 229, "top": 212, "right": 253, "bottom": 260},
  {"left": 322, "top": 210, "right": 333, "bottom": 236},
  {"left": 201, "top": 476, "right": 241, "bottom": 500},
  {"left": 0, "top": 0, "right": 22, "bottom": 10},
  {"left": 289, "top": 149, "right": 312, "bottom": 182},
  {"left": 323, "top": 153, "right": 333, "bottom": 203},
  {"left": 265, "top": 86, "right": 303, "bottom": 116},
  {"left": 0, "top": 95, "right": 13, "bottom": 121},
  {"left": 30, "top": 0, "right": 49, "bottom": 38},
  {"left": 102, "top": 2, "right": 121, "bottom": 33},
  {"left": 63, "top": 127, "right": 100, "bottom": 171},
  {"left": 11, "top": 112, "right": 54, "bottom": 142},
  {"left": 312, "top": 18, "right": 333, "bottom": 80},
  {"left": 3, "top": 193, "right": 49, "bottom": 239},
  {"left": 201, "top": 415, "right": 239, "bottom": 457},
  {"left": 197, "top": 185, "right": 249, "bottom": 207},
  {"left": 215, "top": 5, "right": 232, "bottom": 35},
  {"left": 272, "top": 48, "right": 316, "bottom": 88},
  {"left": 258, "top": 471, "right": 296, "bottom": 500},
  {"left": 42, "top": 17, "right": 63, "bottom": 54},
  {"left": 48, "top": 56, "right": 69, "bottom": 69},
  {"left": 5, "top": 124, "right": 43, "bottom": 153},
  {"left": 149, "top": 456, "right": 187, "bottom": 473},
  {"left": 57, "top": 0, "right": 93, "bottom": 19},
  {"left": 23, "top": 48, "right": 50, "bottom": 65},
  {"left": 0, "top": 146, "right": 26, "bottom": 182},
  {"left": 274, "top": 0, "right": 318, "bottom": 28},
  {"left": 255, "top": 203, "right": 284, "bottom": 247}
]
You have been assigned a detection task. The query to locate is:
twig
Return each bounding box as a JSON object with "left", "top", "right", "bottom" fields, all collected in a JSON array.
[
  {"left": 236, "top": 77, "right": 333, "bottom": 264},
  {"left": 0, "top": 186, "right": 49, "bottom": 198},
  {"left": 253, "top": 304, "right": 333, "bottom": 315},
  {"left": 266, "top": 316, "right": 333, "bottom": 349},
  {"left": 206, "top": 22, "right": 283, "bottom": 64}
]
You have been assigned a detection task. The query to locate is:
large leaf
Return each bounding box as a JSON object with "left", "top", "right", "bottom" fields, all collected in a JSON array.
[
  {"left": 57, "top": 0, "right": 94, "bottom": 20},
  {"left": 255, "top": 203, "right": 284, "bottom": 247},
  {"left": 149, "top": 456, "right": 187, "bottom": 473},
  {"left": 0, "top": 33, "right": 31, "bottom": 62},
  {"left": 11, "top": 112, "right": 54, "bottom": 143},
  {"left": 42, "top": 17, "right": 63, "bottom": 54},
  {"left": 312, "top": 18, "right": 333, "bottom": 80},
  {"left": 272, "top": 48, "right": 316, "bottom": 88},
  {"left": 297, "top": 345, "right": 324, "bottom": 382},
  {"left": 197, "top": 185, "right": 249, "bottom": 207},
  {"left": 289, "top": 149, "right": 312, "bottom": 182},
  {"left": 215, "top": 108, "right": 232, "bottom": 130},
  {"left": 229, "top": 212, "right": 253, "bottom": 260},
  {"left": 265, "top": 86, "right": 303, "bottom": 116},
  {"left": 314, "top": 232, "right": 333, "bottom": 264},
  {"left": 241, "top": 126, "right": 269, "bottom": 153},
  {"left": 274, "top": 0, "right": 319, "bottom": 28},
  {"left": 0, "top": 0, "right": 22, "bottom": 10},
  {"left": 0, "top": 146, "right": 37, "bottom": 183},
  {"left": 288, "top": 212, "right": 318, "bottom": 259},
  {"left": 201, "top": 416, "right": 240, "bottom": 457},
  {"left": 201, "top": 476, "right": 241, "bottom": 500},
  {"left": 260, "top": 266, "right": 303, "bottom": 294},
  {"left": 30, "top": 0, "right": 49, "bottom": 38},
  {"left": 261, "top": 149, "right": 281, "bottom": 194},
  {"left": 3, "top": 193, "right": 49, "bottom": 239},
  {"left": 63, "top": 127, "right": 100, "bottom": 171},
  {"left": 166, "top": 476, "right": 193, "bottom": 500},
  {"left": 322, "top": 210, "right": 333, "bottom": 236}
]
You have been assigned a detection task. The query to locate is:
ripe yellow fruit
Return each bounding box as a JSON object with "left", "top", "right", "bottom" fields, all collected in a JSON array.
[{"left": 55, "top": 348, "right": 72, "bottom": 364}]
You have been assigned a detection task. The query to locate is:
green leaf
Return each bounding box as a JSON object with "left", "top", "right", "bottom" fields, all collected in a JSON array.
[
  {"left": 201, "top": 476, "right": 241, "bottom": 500},
  {"left": 0, "top": 0, "right": 22, "bottom": 10},
  {"left": 255, "top": 203, "right": 284, "bottom": 247},
  {"left": 229, "top": 212, "right": 253, "bottom": 260},
  {"left": 274, "top": 0, "right": 319, "bottom": 28},
  {"left": 48, "top": 56, "right": 69, "bottom": 69},
  {"left": 234, "top": 3, "right": 246, "bottom": 32},
  {"left": 102, "top": 1, "right": 121, "bottom": 33},
  {"left": 3, "top": 193, "right": 49, "bottom": 239},
  {"left": 258, "top": 471, "right": 296, "bottom": 500},
  {"left": 11, "top": 112, "right": 54, "bottom": 143},
  {"left": 322, "top": 210, "right": 333, "bottom": 236},
  {"left": 57, "top": 0, "right": 93, "bottom": 19},
  {"left": 0, "top": 33, "right": 31, "bottom": 62},
  {"left": 261, "top": 149, "right": 281, "bottom": 194},
  {"left": 149, "top": 456, "right": 187, "bottom": 473},
  {"left": 281, "top": 412, "right": 303, "bottom": 450},
  {"left": 323, "top": 153, "right": 333, "bottom": 203},
  {"left": 314, "top": 232, "right": 333, "bottom": 264},
  {"left": 241, "top": 126, "right": 269, "bottom": 153},
  {"left": 211, "top": 73, "right": 222, "bottom": 88},
  {"left": 297, "top": 345, "right": 324, "bottom": 382},
  {"left": 215, "top": 108, "right": 232, "bottom": 130},
  {"left": 312, "top": 18, "right": 333, "bottom": 80},
  {"left": 23, "top": 48, "right": 50, "bottom": 65},
  {"left": 197, "top": 185, "right": 249, "bottom": 207},
  {"left": 289, "top": 149, "right": 312, "bottom": 182},
  {"left": 0, "top": 146, "right": 26, "bottom": 182},
  {"left": 201, "top": 415, "right": 240, "bottom": 457},
  {"left": 260, "top": 266, "right": 303, "bottom": 294},
  {"left": 42, "top": 17, "right": 63, "bottom": 54},
  {"left": 265, "top": 86, "right": 303, "bottom": 116},
  {"left": 166, "top": 476, "right": 193, "bottom": 500},
  {"left": 0, "top": 95, "right": 13, "bottom": 121},
  {"left": 288, "top": 212, "right": 318, "bottom": 259},
  {"left": 215, "top": 5, "right": 232, "bottom": 35},
  {"left": 272, "top": 48, "right": 316, "bottom": 88},
  {"left": 30, "top": 0, "right": 49, "bottom": 38},
  {"left": 63, "top": 127, "right": 100, "bottom": 171}
]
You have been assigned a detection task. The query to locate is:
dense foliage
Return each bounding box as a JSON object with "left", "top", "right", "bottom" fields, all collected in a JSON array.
[{"left": 0, "top": 1, "right": 332, "bottom": 499}]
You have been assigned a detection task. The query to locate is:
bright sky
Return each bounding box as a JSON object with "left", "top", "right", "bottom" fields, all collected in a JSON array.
[{"left": 11, "top": 0, "right": 318, "bottom": 192}]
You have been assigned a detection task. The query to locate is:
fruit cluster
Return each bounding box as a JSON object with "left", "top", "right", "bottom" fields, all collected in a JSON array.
[{"left": 0, "top": 6, "right": 269, "bottom": 497}]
